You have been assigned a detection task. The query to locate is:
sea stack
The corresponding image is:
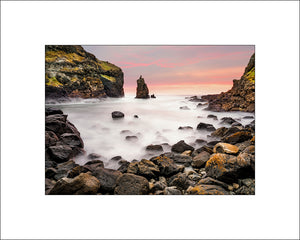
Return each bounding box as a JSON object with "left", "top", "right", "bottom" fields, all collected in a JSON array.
[{"left": 136, "top": 75, "right": 150, "bottom": 99}]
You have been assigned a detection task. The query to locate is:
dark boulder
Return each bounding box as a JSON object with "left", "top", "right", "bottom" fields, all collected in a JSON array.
[
  {"left": 60, "top": 133, "right": 84, "bottom": 148},
  {"left": 207, "top": 114, "right": 218, "bottom": 120},
  {"left": 110, "top": 156, "right": 123, "bottom": 161},
  {"left": 83, "top": 160, "right": 104, "bottom": 172},
  {"left": 112, "top": 111, "right": 124, "bottom": 119},
  {"left": 146, "top": 144, "right": 163, "bottom": 152},
  {"left": 150, "top": 94, "right": 156, "bottom": 98},
  {"left": 48, "top": 144, "right": 74, "bottom": 163},
  {"left": 45, "top": 107, "right": 63, "bottom": 116},
  {"left": 114, "top": 173, "right": 149, "bottom": 195},
  {"left": 67, "top": 165, "right": 89, "bottom": 178},
  {"left": 222, "top": 131, "right": 252, "bottom": 144},
  {"left": 134, "top": 115, "right": 139, "bottom": 118},
  {"left": 93, "top": 167, "right": 122, "bottom": 193},
  {"left": 192, "top": 151, "right": 211, "bottom": 168},
  {"left": 168, "top": 173, "right": 195, "bottom": 191},
  {"left": 195, "top": 139, "right": 207, "bottom": 145},
  {"left": 196, "top": 122, "right": 216, "bottom": 132},
  {"left": 54, "top": 160, "right": 78, "bottom": 180},
  {"left": 243, "top": 116, "right": 254, "bottom": 119},
  {"left": 220, "top": 117, "right": 236, "bottom": 125},
  {"left": 87, "top": 153, "right": 102, "bottom": 160},
  {"left": 45, "top": 131, "right": 59, "bottom": 147},
  {"left": 127, "top": 159, "right": 160, "bottom": 180},
  {"left": 211, "top": 127, "right": 228, "bottom": 138},
  {"left": 178, "top": 126, "right": 193, "bottom": 130},
  {"left": 164, "top": 152, "right": 192, "bottom": 167},
  {"left": 125, "top": 136, "right": 138, "bottom": 141},
  {"left": 117, "top": 160, "right": 130, "bottom": 173},
  {"left": 207, "top": 140, "right": 221, "bottom": 148},
  {"left": 49, "top": 173, "right": 100, "bottom": 195},
  {"left": 179, "top": 106, "right": 190, "bottom": 110},
  {"left": 150, "top": 156, "right": 180, "bottom": 177},
  {"left": 45, "top": 168, "right": 57, "bottom": 179},
  {"left": 171, "top": 140, "right": 194, "bottom": 153}
]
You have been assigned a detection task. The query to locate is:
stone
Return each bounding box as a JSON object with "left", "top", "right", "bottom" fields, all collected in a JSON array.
[
  {"left": 114, "top": 173, "right": 149, "bottom": 195},
  {"left": 45, "top": 168, "right": 57, "bottom": 179},
  {"left": 134, "top": 115, "right": 139, "bottom": 118},
  {"left": 120, "top": 130, "right": 133, "bottom": 135},
  {"left": 196, "top": 122, "right": 216, "bottom": 132},
  {"left": 205, "top": 153, "right": 254, "bottom": 183},
  {"left": 186, "top": 184, "right": 229, "bottom": 195},
  {"left": 45, "top": 107, "right": 63, "bottom": 116},
  {"left": 243, "top": 145, "right": 255, "bottom": 155},
  {"left": 171, "top": 140, "right": 194, "bottom": 153},
  {"left": 243, "top": 116, "right": 254, "bottom": 119},
  {"left": 192, "top": 151, "right": 211, "bottom": 168},
  {"left": 48, "top": 144, "right": 74, "bottom": 163},
  {"left": 110, "top": 156, "right": 123, "bottom": 161},
  {"left": 235, "top": 185, "right": 255, "bottom": 195},
  {"left": 195, "top": 139, "right": 207, "bottom": 145},
  {"left": 163, "top": 187, "right": 182, "bottom": 195},
  {"left": 198, "top": 177, "right": 229, "bottom": 189},
  {"left": 45, "top": 131, "right": 59, "bottom": 147},
  {"left": 181, "top": 150, "right": 192, "bottom": 156},
  {"left": 207, "top": 114, "right": 218, "bottom": 120},
  {"left": 222, "top": 131, "right": 252, "bottom": 144},
  {"left": 125, "top": 136, "right": 138, "bottom": 141},
  {"left": 232, "top": 122, "right": 242, "bottom": 127},
  {"left": 54, "top": 160, "right": 78, "bottom": 180},
  {"left": 193, "top": 146, "right": 213, "bottom": 156},
  {"left": 60, "top": 133, "right": 84, "bottom": 148},
  {"left": 150, "top": 156, "right": 180, "bottom": 177},
  {"left": 67, "top": 165, "right": 89, "bottom": 178},
  {"left": 241, "top": 178, "right": 254, "bottom": 187},
  {"left": 49, "top": 173, "right": 100, "bottom": 195},
  {"left": 146, "top": 144, "right": 163, "bottom": 152},
  {"left": 179, "top": 106, "right": 190, "bottom": 110},
  {"left": 223, "top": 126, "right": 243, "bottom": 137},
  {"left": 211, "top": 127, "right": 228, "bottom": 138},
  {"left": 168, "top": 172, "right": 195, "bottom": 191},
  {"left": 207, "top": 141, "right": 221, "bottom": 148},
  {"left": 232, "top": 183, "right": 239, "bottom": 189},
  {"left": 164, "top": 152, "right": 192, "bottom": 167},
  {"left": 93, "top": 167, "right": 122, "bottom": 193},
  {"left": 213, "top": 143, "right": 239, "bottom": 154},
  {"left": 220, "top": 117, "right": 236, "bottom": 125},
  {"left": 178, "top": 126, "right": 193, "bottom": 130},
  {"left": 87, "top": 153, "right": 102, "bottom": 160},
  {"left": 127, "top": 159, "right": 160, "bottom": 180},
  {"left": 45, "top": 178, "right": 56, "bottom": 194},
  {"left": 150, "top": 94, "right": 156, "bottom": 98},
  {"left": 117, "top": 160, "right": 130, "bottom": 173},
  {"left": 135, "top": 75, "right": 150, "bottom": 98},
  {"left": 45, "top": 114, "right": 80, "bottom": 137},
  {"left": 112, "top": 111, "right": 124, "bottom": 119}
]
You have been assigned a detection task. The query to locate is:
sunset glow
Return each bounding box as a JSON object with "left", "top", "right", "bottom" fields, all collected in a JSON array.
[{"left": 83, "top": 45, "right": 254, "bottom": 95}]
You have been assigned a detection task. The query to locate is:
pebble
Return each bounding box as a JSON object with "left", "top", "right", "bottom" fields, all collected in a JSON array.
[{"left": 233, "top": 183, "right": 239, "bottom": 189}]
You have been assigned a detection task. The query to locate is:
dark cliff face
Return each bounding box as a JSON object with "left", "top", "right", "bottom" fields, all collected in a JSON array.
[
  {"left": 45, "top": 45, "right": 124, "bottom": 100},
  {"left": 202, "top": 53, "right": 255, "bottom": 112},
  {"left": 135, "top": 75, "right": 150, "bottom": 99}
]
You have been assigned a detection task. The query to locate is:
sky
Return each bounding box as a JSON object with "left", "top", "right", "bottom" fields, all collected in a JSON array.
[{"left": 82, "top": 45, "right": 254, "bottom": 95}]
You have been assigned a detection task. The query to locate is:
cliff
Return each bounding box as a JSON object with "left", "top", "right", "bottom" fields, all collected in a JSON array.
[
  {"left": 202, "top": 53, "right": 255, "bottom": 112},
  {"left": 135, "top": 75, "right": 150, "bottom": 98},
  {"left": 45, "top": 45, "right": 124, "bottom": 100}
]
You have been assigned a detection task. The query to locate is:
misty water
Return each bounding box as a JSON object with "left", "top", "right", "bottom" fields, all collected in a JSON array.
[{"left": 46, "top": 95, "right": 254, "bottom": 169}]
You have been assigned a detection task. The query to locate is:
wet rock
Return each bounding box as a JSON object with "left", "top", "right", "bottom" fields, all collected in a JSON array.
[
  {"left": 117, "top": 160, "right": 130, "bottom": 173},
  {"left": 164, "top": 152, "right": 192, "bottom": 167},
  {"left": 181, "top": 150, "right": 192, "bottom": 156},
  {"left": 198, "top": 177, "right": 229, "bottom": 189},
  {"left": 87, "top": 153, "right": 102, "bottom": 160},
  {"left": 187, "top": 184, "right": 229, "bottom": 195},
  {"left": 196, "top": 122, "right": 216, "bottom": 132},
  {"left": 243, "top": 116, "right": 254, "bottom": 119},
  {"left": 205, "top": 153, "right": 254, "bottom": 183},
  {"left": 150, "top": 156, "right": 180, "bottom": 177},
  {"left": 243, "top": 145, "right": 255, "bottom": 155},
  {"left": 114, "top": 173, "right": 149, "bottom": 195},
  {"left": 127, "top": 159, "right": 160, "bottom": 180},
  {"left": 213, "top": 143, "right": 239, "bottom": 154},
  {"left": 45, "top": 168, "right": 57, "bottom": 179},
  {"left": 136, "top": 75, "right": 150, "bottom": 99},
  {"left": 112, "top": 111, "right": 124, "bottom": 119},
  {"left": 60, "top": 133, "right": 84, "bottom": 148},
  {"left": 134, "top": 115, "right": 139, "bottom": 118},
  {"left": 168, "top": 172, "right": 195, "bottom": 191},
  {"left": 222, "top": 131, "right": 252, "bottom": 144},
  {"left": 188, "top": 96, "right": 207, "bottom": 102},
  {"left": 125, "top": 136, "right": 138, "bottom": 141},
  {"left": 163, "top": 186, "right": 182, "bottom": 195},
  {"left": 93, "top": 167, "right": 122, "bottom": 193},
  {"left": 45, "top": 160, "right": 57, "bottom": 168},
  {"left": 146, "top": 144, "right": 163, "bottom": 152},
  {"left": 45, "top": 178, "right": 56, "bottom": 194},
  {"left": 178, "top": 126, "right": 193, "bottom": 130},
  {"left": 193, "top": 146, "right": 213, "bottom": 157},
  {"left": 192, "top": 151, "right": 210, "bottom": 168},
  {"left": 45, "top": 107, "right": 63, "bottom": 116},
  {"left": 220, "top": 117, "right": 236, "bottom": 125},
  {"left": 84, "top": 159, "right": 104, "bottom": 171},
  {"left": 171, "top": 140, "right": 194, "bottom": 153},
  {"left": 207, "top": 140, "right": 221, "bottom": 148},
  {"left": 232, "top": 122, "right": 242, "bottom": 127},
  {"left": 48, "top": 144, "right": 74, "bottom": 163},
  {"left": 223, "top": 126, "right": 243, "bottom": 137},
  {"left": 195, "top": 139, "right": 207, "bottom": 145},
  {"left": 211, "top": 127, "right": 228, "bottom": 138},
  {"left": 179, "top": 106, "right": 190, "bottom": 110},
  {"left": 49, "top": 173, "right": 100, "bottom": 195},
  {"left": 110, "top": 156, "right": 123, "bottom": 161},
  {"left": 45, "top": 114, "right": 80, "bottom": 136},
  {"left": 45, "top": 131, "right": 59, "bottom": 147},
  {"left": 67, "top": 165, "right": 89, "bottom": 178},
  {"left": 207, "top": 114, "right": 218, "bottom": 120},
  {"left": 54, "top": 160, "right": 78, "bottom": 180}
]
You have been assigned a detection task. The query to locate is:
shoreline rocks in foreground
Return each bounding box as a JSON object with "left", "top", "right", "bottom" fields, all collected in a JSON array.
[{"left": 45, "top": 107, "right": 255, "bottom": 195}]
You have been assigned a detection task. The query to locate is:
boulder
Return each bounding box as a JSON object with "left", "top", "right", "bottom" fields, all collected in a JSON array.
[
  {"left": 112, "top": 111, "right": 124, "bottom": 119},
  {"left": 150, "top": 156, "right": 180, "bottom": 177},
  {"left": 135, "top": 75, "right": 150, "bottom": 98},
  {"left": 223, "top": 126, "right": 242, "bottom": 137},
  {"left": 87, "top": 153, "right": 102, "bottom": 160},
  {"left": 54, "top": 160, "right": 78, "bottom": 180},
  {"left": 110, "top": 156, "right": 123, "bottom": 161},
  {"left": 48, "top": 144, "right": 74, "bottom": 163},
  {"left": 67, "top": 165, "right": 89, "bottom": 178},
  {"left": 45, "top": 107, "right": 63, "bottom": 116},
  {"left": 207, "top": 140, "right": 221, "bottom": 148},
  {"left": 191, "top": 151, "right": 211, "bottom": 168},
  {"left": 164, "top": 152, "right": 192, "bottom": 167},
  {"left": 213, "top": 143, "right": 239, "bottom": 154},
  {"left": 168, "top": 172, "right": 195, "bottom": 191},
  {"left": 222, "top": 131, "right": 252, "bottom": 144},
  {"left": 220, "top": 117, "right": 236, "bottom": 125},
  {"left": 49, "top": 173, "right": 100, "bottom": 195},
  {"left": 45, "top": 114, "right": 80, "bottom": 136},
  {"left": 243, "top": 116, "right": 254, "bottom": 119},
  {"left": 127, "top": 159, "right": 160, "bottom": 180},
  {"left": 163, "top": 187, "right": 182, "bottom": 195},
  {"left": 198, "top": 177, "right": 229, "bottom": 189},
  {"left": 45, "top": 168, "right": 57, "bottom": 179},
  {"left": 60, "top": 133, "right": 84, "bottom": 148},
  {"left": 146, "top": 144, "right": 163, "bottom": 152},
  {"left": 45, "top": 131, "right": 59, "bottom": 147},
  {"left": 205, "top": 153, "right": 254, "bottom": 183},
  {"left": 178, "top": 126, "right": 193, "bottom": 130},
  {"left": 195, "top": 139, "right": 207, "bottom": 145},
  {"left": 186, "top": 184, "right": 229, "bottom": 195},
  {"left": 194, "top": 146, "right": 213, "bottom": 155},
  {"left": 134, "top": 115, "right": 139, "bottom": 118},
  {"left": 93, "top": 167, "right": 122, "bottom": 193},
  {"left": 117, "top": 160, "right": 130, "bottom": 173},
  {"left": 45, "top": 178, "right": 56, "bottom": 194},
  {"left": 125, "top": 136, "right": 138, "bottom": 141},
  {"left": 114, "top": 173, "right": 149, "bottom": 195},
  {"left": 211, "top": 127, "right": 228, "bottom": 138},
  {"left": 207, "top": 114, "right": 218, "bottom": 120},
  {"left": 171, "top": 140, "right": 194, "bottom": 153},
  {"left": 196, "top": 122, "right": 216, "bottom": 132}
]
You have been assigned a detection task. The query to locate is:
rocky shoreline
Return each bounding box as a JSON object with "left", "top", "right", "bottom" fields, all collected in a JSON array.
[{"left": 45, "top": 104, "right": 255, "bottom": 195}]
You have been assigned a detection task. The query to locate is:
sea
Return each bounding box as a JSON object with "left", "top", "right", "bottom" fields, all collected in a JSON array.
[{"left": 46, "top": 94, "right": 254, "bottom": 169}]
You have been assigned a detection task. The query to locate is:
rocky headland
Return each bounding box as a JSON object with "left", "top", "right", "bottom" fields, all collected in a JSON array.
[
  {"left": 136, "top": 75, "right": 150, "bottom": 98},
  {"left": 45, "top": 45, "right": 124, "bottom": 101},
  {"left": 45, "top": 107, "right": 255, "bottom": 195},
  {"left": 201, "top": 53, "right": 255, "bottom": 112}
]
